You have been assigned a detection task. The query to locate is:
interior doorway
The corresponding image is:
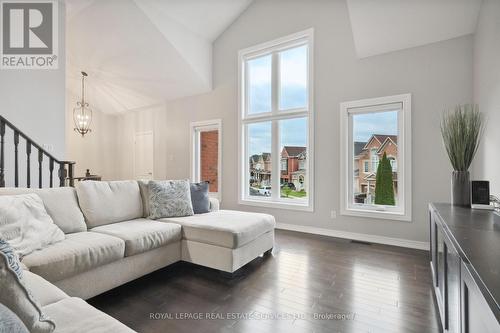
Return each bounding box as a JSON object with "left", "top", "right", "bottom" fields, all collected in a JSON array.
[{"left": 134, "top": 131, "right": 154, "bottom": 180}]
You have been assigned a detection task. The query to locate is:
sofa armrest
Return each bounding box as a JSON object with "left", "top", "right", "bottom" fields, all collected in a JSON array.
[{"left": 209, "top": 197, "right": 220, "bottom": 212}]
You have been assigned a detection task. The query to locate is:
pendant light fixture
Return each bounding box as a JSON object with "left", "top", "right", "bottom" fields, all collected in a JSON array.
[{"left": 73, "top": 71, "right": 92, "bottom": 137}]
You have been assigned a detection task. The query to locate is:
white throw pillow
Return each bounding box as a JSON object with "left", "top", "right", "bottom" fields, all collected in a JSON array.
[{"left": 0, "top": 194, "right": 65, "bottom": 257}]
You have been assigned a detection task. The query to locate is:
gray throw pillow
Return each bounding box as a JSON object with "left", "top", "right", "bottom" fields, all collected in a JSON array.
[
  {"left": 0, "top": 239, "right": 55, "bottom": 333},
  {"left": 137, "top": 180, "right": 150, "bottom": 218},
  {"left": 190, "top": 182, "right": 210, "bottom": 214},
  {"left": 148, "top": 180, "right": 194, "bottom": 219}
]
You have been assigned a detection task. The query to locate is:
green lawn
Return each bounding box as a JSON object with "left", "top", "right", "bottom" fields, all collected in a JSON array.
[{"left": 280, "top": 190, "right": 307, "bottom": 198}]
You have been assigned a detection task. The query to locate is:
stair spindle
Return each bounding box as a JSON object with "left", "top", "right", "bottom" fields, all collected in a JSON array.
[
  {"left": 14, "top": 131, "right": 19, "bottom": 187},
  {"left": 26, "top": 141, "right": 31, "bottom": 188},
  {"left": 38, "top": 149, "right": 43, "bottom": 188},
  {"left": 68, "top": 163, "right": 74, "bottom": 187},
  {"left": 58, "top": 163, "right": 66, "bottom": 187},
  {"left": 0, "top": 120, "right": 5, "bottom": 188},
  {"left": 49, "top": 158, "right": 54, "bottom": 188}
]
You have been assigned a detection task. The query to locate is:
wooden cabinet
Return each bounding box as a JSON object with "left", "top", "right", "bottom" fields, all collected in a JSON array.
[
  {"left": 446, "top": 233, "right": 461, "bottom": 333},
  {"left": 429, "top": 204, "right": 500, "bottom": 333},
  {"left": 430, "top": 209, "right": 460, "bottom": 332},
  {"left": 461, "top": 261, "right": 500, "bottom": 333}
]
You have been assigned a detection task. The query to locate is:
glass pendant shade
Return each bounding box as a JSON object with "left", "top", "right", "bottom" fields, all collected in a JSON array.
[{"left": 73, "top": 71, "right": 92, "bottom": 137}]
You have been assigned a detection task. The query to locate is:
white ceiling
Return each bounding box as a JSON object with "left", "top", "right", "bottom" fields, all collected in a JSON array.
[
  {"left": 67, "top": 0, "right": 483, "bottom": 114},
  {"left": 65, "top": 0, "right": 252, "bottom": 114},
  {"left": 136, "top": 0, "right": 254, "bottom": 42},
  {"left": 347, "top": 0, "right": 482, "bottom": 58}
]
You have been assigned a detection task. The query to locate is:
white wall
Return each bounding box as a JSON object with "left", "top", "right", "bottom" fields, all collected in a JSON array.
[
  {"left": 158, "top": 0, "right": 473, "bottom": 243},
  {"left": 114, "top": 104, "right": 169, "bottom": 181},
  {"left": 82, "top": 0, "right": 473, "bottom": 244},
  {"left": 65, "top": 91, "right": 119, "bottom": 180},
  {"left": 472, "top": 0, "right": 500, "bottom": 195},
  {"left": 0, "top": 1, "right": 66, "bottom": 187}
]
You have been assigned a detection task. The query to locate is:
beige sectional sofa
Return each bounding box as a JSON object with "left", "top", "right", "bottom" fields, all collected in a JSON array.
[{"left": 0, "top": 180, "right": 275, "bottom": 332}]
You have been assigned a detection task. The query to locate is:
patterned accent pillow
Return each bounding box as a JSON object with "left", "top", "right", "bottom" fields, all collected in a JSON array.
[
  {"left": 148, "top": 180, "right": 194, "bottom": 219},
  {"left": 0, "top": 238, "right": 23, "bottom": 279},
  {"left": 0, "top": 239, "right": 55, "bottom": 333}
]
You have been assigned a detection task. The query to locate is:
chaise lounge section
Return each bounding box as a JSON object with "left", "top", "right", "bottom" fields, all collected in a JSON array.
[{"left": 161, "top": 210, "right": 275, "bottom": 273}]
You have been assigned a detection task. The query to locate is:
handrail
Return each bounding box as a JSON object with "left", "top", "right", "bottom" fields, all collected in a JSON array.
[{"left": 0, "top": 114, "right": 76, "bottom": 188}]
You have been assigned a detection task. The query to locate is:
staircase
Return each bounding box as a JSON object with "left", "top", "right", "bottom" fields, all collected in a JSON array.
[{"left": 0, "top": 115, "right": 75, "bottom": 188}]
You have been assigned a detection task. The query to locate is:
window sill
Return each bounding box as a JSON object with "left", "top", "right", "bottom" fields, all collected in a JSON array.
[
  {"left": 341, "top": 207, "right": 411, "bottom": 222},
  {"left": 239, "top": 198, "right": 313, "bottom": 212}
]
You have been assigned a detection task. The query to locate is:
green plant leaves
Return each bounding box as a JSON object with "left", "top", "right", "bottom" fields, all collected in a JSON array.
[{"left": 440, "top": 104, "right": 484, "bottom": 171}]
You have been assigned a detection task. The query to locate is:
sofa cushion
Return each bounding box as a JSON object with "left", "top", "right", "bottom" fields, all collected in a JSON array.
[
  {"left": 76, "top": 181, "right": 143, "bottom": 228},
  {"left": 91, "top": 219, "right": 181, "bottom": 257},
  {"left": 159, "top": 210, "right": 276, "bottom": 249},
  {"left": 208, "top": 197, "right": 220, "bottom": 212},
  {"left": 42, "top": 297, "right": 135, "bottom": 333},
  {"left": 22, "top": 232, "right": 125, "bottom": 282},
  {"left": 22, "top": 271, "right": 69, "bottom": 307},
  {"left": 0, "top": 239, "right": 56, "bottom": 333},
  {"left": 0, "top": 194, "right": 65, "bottom": 258},
  {"left": 0, "top": 187, "right": 87, "bottom": 234}
]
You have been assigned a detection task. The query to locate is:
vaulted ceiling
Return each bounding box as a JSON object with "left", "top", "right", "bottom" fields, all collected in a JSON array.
[
  {"left": 347, "top": 0, "right": 482, "bottom": 58},
  {"left": 65, "top": 0, "right": 252, "bottom": 114},
  {"left": 66, "top": 0, "right": 483, "bottom": 114}
]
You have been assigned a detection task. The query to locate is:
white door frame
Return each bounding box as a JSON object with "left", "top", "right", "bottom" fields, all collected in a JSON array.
[
  {"left": 190, "top": 119, "right": 222, "bottom": 200},
  {"left": 133, "top": 131, "right": 154, "bottom": 180}
]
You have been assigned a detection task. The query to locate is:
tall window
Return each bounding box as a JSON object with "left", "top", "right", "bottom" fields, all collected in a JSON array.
[
  {"left": 191, "top": 120, "right": 222, "bottom": 199},
  {"left": 340, "top": 94, "right": 411, "bottom": 221},
  {"left": 239, "top": 29, "right": 313, "bottom": 211},
  {"left": 370, "top": 148, "right": 379, "bottom": 172}
]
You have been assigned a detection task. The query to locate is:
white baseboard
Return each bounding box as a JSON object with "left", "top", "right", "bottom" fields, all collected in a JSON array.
[{"left": 276, "top": 223, "right": 429, "bottom": 250}]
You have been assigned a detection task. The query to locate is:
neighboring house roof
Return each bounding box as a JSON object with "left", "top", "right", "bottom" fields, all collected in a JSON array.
[
  {"left": 354, "top": 141, "right": 366, "bottom": 156},
  {"left": 364, "top": 172, "right": 398, "bottom": 181},
  {"left": 297, "top": 150, "right": 307, "bottom": 160},
  {"left": 362, "top": 134, "right": 397, "bottom": 150},
  {"left": 377, "top": 136, "right": 398, "bottom": 154},
  {"left": 249, "top": 154, "right": 260, "bottom": 163},
  {"left": 363, "top": 172, "right": 377, "bottom": 181},
  {"left": 282, "top": 146, "right": 306, "bottom": 157},
  {"left": 250, "top": 153, "right": 271, "bottom": 164}
]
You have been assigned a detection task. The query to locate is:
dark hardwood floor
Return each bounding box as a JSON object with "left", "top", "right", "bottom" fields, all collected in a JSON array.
[{"left": 88, "top": 230, "right": 441, "bottom": 333}]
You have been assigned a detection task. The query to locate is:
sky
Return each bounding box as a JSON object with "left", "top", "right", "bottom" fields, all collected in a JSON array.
[
  {"left": 248, "top": 45, "right": 308, "bottom": 114},
  {"left": 247, "top": 45, "right": 308, "bottom": 156},
  {"left": 246, "top": 45, "right": 397, "bottom": 155},
  {"left": 352, "top": 111, "right": 398, "bottom": 142}
]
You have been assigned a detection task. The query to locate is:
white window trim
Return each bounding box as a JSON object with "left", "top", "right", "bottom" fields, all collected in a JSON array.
[
  {"left": 339, "top": 94, "right": 412, "bottom": 222},
  {"left": 190, "top": 119, "right": 222, "bottom": 201},
  {"left": 238, "top": 28, "right": 314, "bottom": 212}
]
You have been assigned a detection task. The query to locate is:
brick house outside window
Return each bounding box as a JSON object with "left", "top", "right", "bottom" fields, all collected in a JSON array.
[{"left": 353, "top": 134, "right": 398, "bottom": 204}]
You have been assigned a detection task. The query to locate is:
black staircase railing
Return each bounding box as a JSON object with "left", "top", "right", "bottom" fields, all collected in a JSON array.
[{"left": 0, "top": 115, "right": 75, "bottom": 188}]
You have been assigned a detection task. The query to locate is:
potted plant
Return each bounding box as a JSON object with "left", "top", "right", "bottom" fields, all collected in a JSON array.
[{"left": 440, "top": 104, "right": 484, "bottom": 207}]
